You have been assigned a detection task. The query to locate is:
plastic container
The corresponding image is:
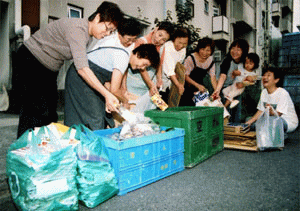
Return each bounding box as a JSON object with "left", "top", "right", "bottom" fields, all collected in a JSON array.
[
  {"left": 144, "top": 106, "right": 224, "bottom": 168},
  {"left": 93, "top": 126, "right": 185, "bottom": 195}
]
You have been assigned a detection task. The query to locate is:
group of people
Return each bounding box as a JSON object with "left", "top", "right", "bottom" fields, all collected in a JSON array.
[{"left": 15, "top": 1, "right": 298, "bottom": 139}]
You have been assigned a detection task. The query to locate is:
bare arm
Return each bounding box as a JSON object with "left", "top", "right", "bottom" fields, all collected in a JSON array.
[
  {"left": 170, "top": 75, "right": 184, "bottom": 95},
  {"left": 210, "top": 75, "right": 217, "bottom": 91},
  {"left": 185, "top": 75, "right": 206, "bottom": 93},
  {"left": 245, "top": 110, "right": 263, "bottom": 126},
  {"left": 77, "top": 67, "right": 119, "bottom": 112},
  {"left": 110, "top": 69, "right": 128, "bottom": 105},
  {"left": 156, "top": 63, "right": 163, "bottom": 89},
  {"left": 139, "top": 68, "right": 158, "bottom": 96},
  {"left": 212, "top": 73, "right": 227, "bottom": 98}
]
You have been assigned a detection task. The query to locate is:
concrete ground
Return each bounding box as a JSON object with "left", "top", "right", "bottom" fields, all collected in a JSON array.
[{"left": 0, "top": 112, "right": 299, "bottom": 211}]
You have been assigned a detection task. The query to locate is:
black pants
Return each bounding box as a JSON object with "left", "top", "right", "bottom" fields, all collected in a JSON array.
[{"left": 15, "top": 45, "right": 58, "bottom": 138}]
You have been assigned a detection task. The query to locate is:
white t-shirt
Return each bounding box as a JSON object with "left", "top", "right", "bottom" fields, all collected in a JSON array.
[
  {"left": 235, "top": 64, "right": 257, "bottom": 83},
  {"left": 257, "top": 87, "right": 299, "bottom": 132},
  {"left": 161, "top": 41, "right": 186, "bottom": 91},
  {"left": 87, "top": 47, "right": 129, "bottom": 74}
]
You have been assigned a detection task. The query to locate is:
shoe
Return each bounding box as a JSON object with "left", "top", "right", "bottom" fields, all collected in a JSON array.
[{"left": 230, "top": 100, "right": 239, "bottom": 109}]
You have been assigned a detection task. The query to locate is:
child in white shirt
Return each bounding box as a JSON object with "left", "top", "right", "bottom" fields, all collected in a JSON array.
[{"left": 246, "top": 67, "right": 298, "bottom": 133}]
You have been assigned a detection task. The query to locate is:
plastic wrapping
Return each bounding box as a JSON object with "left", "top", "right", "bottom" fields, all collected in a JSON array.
[
  {"left": 63, "top": 125, "right": 118, "bottom": 208},
  {"left": 256, "top": 106, "right": 284, "bottom": 150},
  {"left": 6, "top": 127, "right": 78, "bottom": 211},
  {"left": 195, "top": 92, "right": 230, "bottom": 119}
]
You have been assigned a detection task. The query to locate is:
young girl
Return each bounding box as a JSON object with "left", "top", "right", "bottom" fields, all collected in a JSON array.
[{"left": 223, "top": 53, "right": 260, "bottom": 108}]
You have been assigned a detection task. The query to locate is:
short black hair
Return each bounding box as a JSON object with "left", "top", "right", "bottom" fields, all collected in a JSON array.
[
  {"left": 229, "top": 38, "right": 249, "bottom": 61},
  {"left": 195, "top": 37, "right": 215, "bottom": 54},
  {"left": 118, "top": 18, "right": 142, "bottom": 37},
  {"left": 132, "top": 44, "right": 160, "bottom": 69},
  {"left": 88, "top": 1, "right": 123, "bottom": 28},
  {"left": 245, "top": 53, "right": 260, "bottom": 69},
  {"left": 262, "top": 66, "right": 284, "bottom": 87},
  {"left": 157, "top": 21, "right": 174, "bottom": 38},
  {"left": 171, "top": 27, "right": 190, "bottom": 42}
]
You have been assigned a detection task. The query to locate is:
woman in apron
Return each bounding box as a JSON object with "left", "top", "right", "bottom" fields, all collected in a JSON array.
[
  {"left": 64, "top": 44, "right": 159, "bottom": 130},
  {"left": 180, "top": 37, "right": 217, "bottom": 106}
]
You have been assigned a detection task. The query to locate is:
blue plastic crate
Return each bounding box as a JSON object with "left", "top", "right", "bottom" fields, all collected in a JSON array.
[
  {"left": 116, "top": 152, "right": 184, "bottom": 195},
  {"left": 93, "top": 127, "right": 185, "bottom": 195}
]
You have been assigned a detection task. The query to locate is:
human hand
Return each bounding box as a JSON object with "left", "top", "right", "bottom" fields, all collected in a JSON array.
[
  {"left": 236, "top": 82, "right": 244, "bottom": 89},
  {"left": 197, "top": 85, "right": 207, "bottom": 93},
  {"left": 156, "top": 78, "right": 163, "bottom": 90},
  {"left": 232, "top": 70, "right": 241, "bottom": 78},
  {"left": 211, "top": 89, "right": 220, "bottom": 100},
  {"left": 105, "top": 93, "right": 120, "bottom": 113},
  {"left": 122, "top": 102, "right": 131, "bottom": 110},
  {"left": 245, "top": 76, "right": 255, "bottom": 83},
  {"left": 177, "top": 84, "right": 185, "bottom": 95},
  {"left": 149, "top": 84, "right": 159, "bottom": 96}
]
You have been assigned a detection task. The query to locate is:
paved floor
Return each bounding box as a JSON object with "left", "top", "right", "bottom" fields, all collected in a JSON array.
[{"left": 0, "top": 111, "right": 299, "bottom": 211}]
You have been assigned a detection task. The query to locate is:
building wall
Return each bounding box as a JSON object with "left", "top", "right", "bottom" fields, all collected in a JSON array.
[{"left": 1, "top": 0, "right": 294, "bottom": 90}]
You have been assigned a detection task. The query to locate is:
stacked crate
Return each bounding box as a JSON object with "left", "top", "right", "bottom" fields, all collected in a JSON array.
[
  {"left": 279, "top": 32, "right": 300, "bottom": 68},
  {"left": 94, "top": 126, "right": 185, "bottom": 195},
  {"left": 283, "top": 75, "right": 300, "bottom": 114},
  {"left": 145, "top": 106, "right": 224, "bottom": 168}
]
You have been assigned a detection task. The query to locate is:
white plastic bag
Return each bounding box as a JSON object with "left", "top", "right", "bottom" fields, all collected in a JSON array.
[
  {"left": 195, "top": 92, "right": 230, "bottom": 119},
  {"left": 0, "top": 85, "right": 9, "bottom": 111},
  {"left": 131, "top": 91, "right": 156, "bottom": 113},
  {"left": 255, "top": 106, "right": 284, "bottom": 150}
]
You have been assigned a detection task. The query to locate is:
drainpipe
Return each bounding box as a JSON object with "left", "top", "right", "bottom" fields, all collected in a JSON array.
[
  {"left": 163, "top": 0, "right": 167, "bottom": 19},
  {"left": 15, "top": 0, "right": 31, "bottom": 41}
]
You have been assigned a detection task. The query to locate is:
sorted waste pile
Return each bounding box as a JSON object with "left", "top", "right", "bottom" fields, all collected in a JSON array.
[
  {"left": 6, "top": 123, "right": 118, "bottom": 210},
  {"left": 110, "top": 112, "right": 162, "bottom": 140}
]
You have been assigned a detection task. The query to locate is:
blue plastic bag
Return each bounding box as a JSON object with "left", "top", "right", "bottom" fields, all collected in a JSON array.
[
  {"left": 62, "top": 125, "right": 119, "bottom": 208},
  {"left": 6, "top": 127, "right": 78, "bottom": 211}
]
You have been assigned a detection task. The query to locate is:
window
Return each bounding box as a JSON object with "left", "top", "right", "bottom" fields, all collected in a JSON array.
[
  {"left": 67, "top": 4, "right": 83, "bottom": 18},
  {"left": 188, "top": 3, "right": 194, "bottom": 18},
  {"left": 204, "top": 0, "right": 209, "bottom": 14},
  {"left": 213, "top": 6, "right": 220, "bottom": 17}
]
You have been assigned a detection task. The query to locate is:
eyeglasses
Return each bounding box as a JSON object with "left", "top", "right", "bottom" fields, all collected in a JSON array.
[
  {"left": 125, "top": 37, "right": 137, "bottom": 43},
  {"left": 104, "top": 22, "right": 116, "bottom": 35}
]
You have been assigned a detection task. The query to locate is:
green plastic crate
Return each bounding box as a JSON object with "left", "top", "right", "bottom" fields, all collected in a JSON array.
[{"left": 145, "top": 106, "right": 224, "bottom": 168}]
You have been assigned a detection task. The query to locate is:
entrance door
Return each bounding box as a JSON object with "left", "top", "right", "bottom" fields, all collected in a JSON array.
[{"left": 22, "top": 0, "right": 40, "bottom": 34}]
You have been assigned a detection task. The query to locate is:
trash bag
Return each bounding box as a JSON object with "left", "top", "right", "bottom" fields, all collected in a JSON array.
[
  {"left": 63, "top": 125, "right": 119, "bottom": 208},
  {"left": 256, "top": 106, "right": 284, "bottom": 150},
  {"left": 6, "top": 126, "right": 78, "bottom": 211}
]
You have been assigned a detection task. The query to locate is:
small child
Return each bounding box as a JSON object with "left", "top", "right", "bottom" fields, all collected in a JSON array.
[
  {"left": 223, "top": 53, "right": 260, "bottom": 108},
  {"left": 246, "top": 67, "right": 298, "bottom": 133}
]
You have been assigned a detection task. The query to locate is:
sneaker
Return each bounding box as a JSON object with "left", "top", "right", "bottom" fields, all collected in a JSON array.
[{"left": 230, "top": 100, "right": 239, "bottom": 109}]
